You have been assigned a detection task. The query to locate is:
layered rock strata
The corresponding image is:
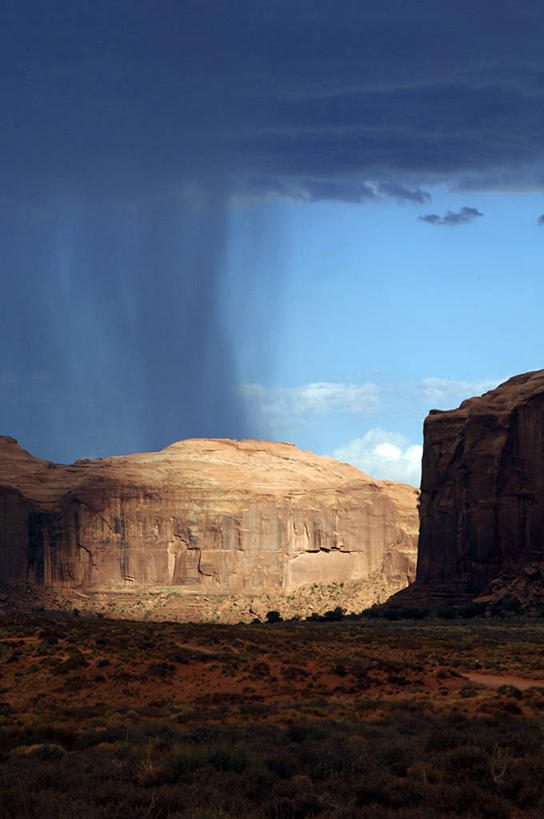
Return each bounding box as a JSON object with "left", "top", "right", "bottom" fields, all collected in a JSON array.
[
  {"left": 0, "top": 437, "right": 418, "bottom": 604},
  {"left": 407, "top": 370, "right": 544, "bottom": 603}
]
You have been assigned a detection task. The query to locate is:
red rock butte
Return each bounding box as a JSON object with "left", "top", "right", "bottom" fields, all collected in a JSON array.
[
  {"left": 402, "top": 369, "right": 544, "bottom": 605},
  {"left": 0, "top": 436, "right": 418, "bottom": 607}
]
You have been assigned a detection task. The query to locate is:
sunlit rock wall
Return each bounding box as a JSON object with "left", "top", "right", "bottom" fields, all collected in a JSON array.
[{"left": 0, "top": 436, "right": 418, "bottom": 597}]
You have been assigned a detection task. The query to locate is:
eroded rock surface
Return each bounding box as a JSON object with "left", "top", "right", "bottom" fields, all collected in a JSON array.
[
  {"left": 405, "top": 370, "right": 544, "bottom": 603},
  {"left": 0, "top": 437, "right": 418, "bottom": 613}
]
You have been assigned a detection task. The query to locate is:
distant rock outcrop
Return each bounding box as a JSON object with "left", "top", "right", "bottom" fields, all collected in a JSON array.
[
  {"left": 0, "top": 437, "right": 418, "bottom": 615},
  {"left": 401, "top": 370, "right": 544, "bottom": 605}
]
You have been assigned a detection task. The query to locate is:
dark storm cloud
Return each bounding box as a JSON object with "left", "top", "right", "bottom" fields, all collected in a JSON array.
[
  {"left": 3, "top": 0, "right": 544, "bottom": 201},
  {"left": 244, "top": 177, "right": 430, "bottom": 205},
  {"left": 376, "top": 183, "right": 431, "bottom": 204},
  {"left": 243, "top": 176, "right": 378, "bottom": 204},
  {"left": 2, "top": 0, "right": 544, "bottom": 459},
  {"left": 419, "top": 207, "right": 484, "bottom": 226}
]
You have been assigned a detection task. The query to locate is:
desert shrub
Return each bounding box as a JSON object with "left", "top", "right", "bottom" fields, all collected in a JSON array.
[
  {"left": 51, "top": 652, "right": 88, "bottom": 675},
  {"left": 239, "top": 702, "right": 271, "bottom": 717},
  {"left": 499, "top": 699, "right": 523, "bottom": 714},
  {"left": 425, "top": 726, "right": 465, "bottom": 753},
  {"left": 0, "top": 722, "right": 78, "bottom": 752},
  {"left": 208, "top": 744, "right": 250, "bottom": 773},
  {"left": 502, "top": 753, "right": 544, "bottom": 807},
  {"left": 0, "top": 702, "right": 14, "bottom": 716},
  {"left": 147, "top": 741, "right": 251, "bottom": 784},
  {"left": 376, "top": 739, "right": 416, "bottom": 776},
  {"left": 286, "top": 722, "right": 326, "bottom": 744},
  {"left": 424, "top": 781, "right": 511, "bottom": 818},
  {"left": 387, "top": 673, "right": 410, "bottom": 686},
  {"left": 459, "top": 684, "right": 479, "bottom": 698},
  {"left": 5, "top": 615, "right": 544, "bottom": 817},
  {"left": 281, "top": 665, "right": 309, "bottom": 681},
  {"left": 459, "top": 602, "right": 487, "bottom": 619},
  {"left": 146, "top": 661, "right": 176, "bottom": 678},
  {"left": 497, "top": 684, "right": 522, "bottom": 699},
  {"left": 38, "top": 629, "right": 60, "bottom": 645},
  {"left": 167, "top": 650, "right": 190, "bottom": 664},
  {"left": 266, "top": 748, "right": 297, "bottom": 780},
  {"left": 505, "top": 597, "right": 523, "bottom": 613},
  {"left": 76, "top": 724, "right": 129, "bottom": 749},
  {"left": 13, "top": 743, "right": 65, "bottom": 761},
  {"left": 434, "top": 606, "right": 456, "bottom": 620},
  {"left": 350, "top": 661, "right": 370, "bottom": 679},
  {"left": 381, "top": 606, "right": 429, "bottom": 621},
  {"left": 263, "top": 792, "right": 323, "bottom": 818},
  {"left": 361, "top": 604, "right": 381, "bottom": 618},
  {"left": 322, "top": 606, "right": 345, "bottom": 622},
  {"left": 356, "top": 771, "right": 425, "bottom": 808},
  {"left": 0, "top": 713, "right": 541, "bottom": 818},
  {"left": 265, "top": 610, "right": 282, "bottom": 624},
  {"left": 130, "top": 720, "right": 179, "bottom": 747},
  {"left": 442, "top": 744, "right": 489, "bottom": 778},
  {"left": 249, "top": 661, "right": 271, "bottom": 678}
]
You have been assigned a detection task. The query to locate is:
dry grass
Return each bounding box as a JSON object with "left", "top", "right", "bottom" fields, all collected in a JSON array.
[{"left": 1, "top": 613, "right": 544, "bottom": 816}]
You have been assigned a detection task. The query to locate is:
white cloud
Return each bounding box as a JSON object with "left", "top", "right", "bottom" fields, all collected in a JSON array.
[
  {"left": 415, "top": 377, "right": 503, "bottom": 407},
  {"left": 332, "top": 428, "right": 423, "bottom": 485},
  {"left": 240, "top": 381, "right": 380, "bottom": 420}
]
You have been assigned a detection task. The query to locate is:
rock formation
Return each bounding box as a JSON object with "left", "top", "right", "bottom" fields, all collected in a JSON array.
[
  {"left": 406, "top": 369, "right": 544, "bottom": 603},
  {"left": 0, "top": 437, "right": 418, "bottom": 612}
]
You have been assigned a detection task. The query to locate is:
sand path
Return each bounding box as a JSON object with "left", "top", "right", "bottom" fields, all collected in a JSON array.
[{"left": 465, "top": 672, "right": 544, "bottom": 690}]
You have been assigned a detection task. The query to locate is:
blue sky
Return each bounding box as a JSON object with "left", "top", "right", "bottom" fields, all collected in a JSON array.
[
  {"left": 222, "top": 186, "right": 543, "bottom": 482},
  {"left": 1, "top": 1, "right": 544, "bottom": 484}
]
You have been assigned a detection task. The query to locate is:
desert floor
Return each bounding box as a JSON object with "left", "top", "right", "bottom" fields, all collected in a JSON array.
[{"left": 1, "top": 614, "right": 544, "bottom": 817}]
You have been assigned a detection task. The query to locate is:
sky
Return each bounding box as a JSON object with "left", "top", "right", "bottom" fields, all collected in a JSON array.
[{"left": 1, "top": 1, "right": 544, "bottom": 485}]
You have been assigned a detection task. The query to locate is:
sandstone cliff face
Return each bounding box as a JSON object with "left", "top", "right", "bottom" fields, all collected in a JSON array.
[
  {"left": 414, "top": 370, "right": 544, "bottom": 599},
  {"left": 0, "top": 437, "right": 418, "bottom": 601}
]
